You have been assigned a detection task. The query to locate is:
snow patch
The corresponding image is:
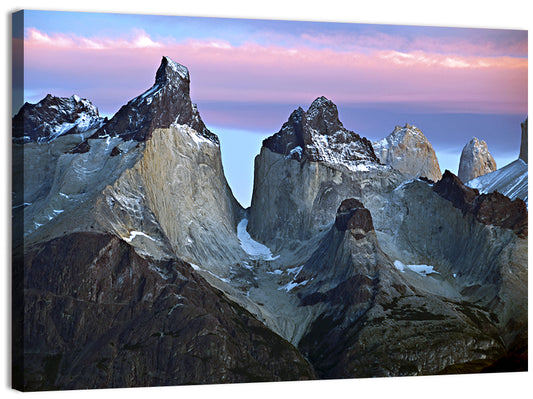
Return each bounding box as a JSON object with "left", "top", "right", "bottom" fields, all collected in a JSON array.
[
  {"left": 123, "top": 230, "right": 156, "bottom": 243},
  {"left": 278, "top": 279, "right": 309, "bottom": 292},
  {"left": 287, "top": 265, "right": 304, "bottom": 276},
  {"left": 237, "top": 218, "right": 278, "bottom": 260},
  {"left": 394, "top": 260, "right": 439, "bottom": 276}
]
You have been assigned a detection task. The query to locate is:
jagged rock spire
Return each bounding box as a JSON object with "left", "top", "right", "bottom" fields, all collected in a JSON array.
[
  {"left": 263, "top": 96, "right": 379, "bottom": 169},
  {"left": 93, "top": 56, "right": 217, "bottom": 143},
  {"left": 12, "top": 94, "right": 104, "bottom": 143},
  {"left": 372, "top": 123, "right": 442, "bottom": 182},
  {"left": 457, "top": 137, "right": 496, "bottom": 183}
]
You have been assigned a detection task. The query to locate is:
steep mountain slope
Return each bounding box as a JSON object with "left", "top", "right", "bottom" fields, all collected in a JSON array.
[
  {"left": 248, "top": 97, "right": 403, "bottom": 255},
  {"left": 13, "top": 57, "right": 312, "bottom": 390},
  {"left": 458, "top": 137, "right": 497, "bottom": 183},
  {"left": 13, "top": 57, "right": 528, "bottom": 390},
  {"left": 295, "top": 198, "right": 520, "bottom": 377},
  {"left": 247, "top": 98, "right": 527, "bottom": 377},
  {"left": 13, "top": 233, "right": 315, "bottom": 390},
  {"left": 467, "top": 159, "right": 528, "bottom": 205},
  {"left": 372, "top": 123, "right": 442, "bottom": 181}
]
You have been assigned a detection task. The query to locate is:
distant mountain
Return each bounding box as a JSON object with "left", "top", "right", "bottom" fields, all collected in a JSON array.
[
  {"left": 373, "top": 123, "right": 442, "bottom": 182},
  {"left": 458, "top": 137, "right": 497, "bottom": 183},
  {"left": 12, "top": 94, "right": 105, "bottom": 143}
]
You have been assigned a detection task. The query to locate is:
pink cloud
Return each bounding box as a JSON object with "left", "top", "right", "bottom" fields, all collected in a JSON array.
[{"left": 22, "top": 28, "right": 527, "bottom": 117}]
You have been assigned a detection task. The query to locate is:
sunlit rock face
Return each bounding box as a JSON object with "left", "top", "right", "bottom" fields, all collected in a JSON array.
[
  {"left": 373, "top": 123, "right": 442, "bottom": 182},
  {"left": 458, "top": 137, "right": 497, "bottom": 183}
]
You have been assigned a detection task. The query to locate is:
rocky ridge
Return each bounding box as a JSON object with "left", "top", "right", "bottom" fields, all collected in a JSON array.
[
  {"left": 13, "top": 57, "right": 283, "bottom": 390},
  {"left": 457, "top": 137, "right": 497, "bottom": 183},
  {"left": 372, "top": 123, "right": 442, "bottom": 181},
  {"left": 12, "top": 94, "right": 105, "bottom": 143},
  {"left": 263, "top": 96, "right": 379, "bottom": 170}
]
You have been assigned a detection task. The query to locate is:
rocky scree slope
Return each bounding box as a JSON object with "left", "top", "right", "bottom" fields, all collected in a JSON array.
[
  {"left": 13, "top": 57, "right": 313, "bottom": 390},
  {"left": 13, "top": 233, "right": 315, "bottom": 390},
  {"left": 294, "top": 199, "right": 517, "bottom": 378}
]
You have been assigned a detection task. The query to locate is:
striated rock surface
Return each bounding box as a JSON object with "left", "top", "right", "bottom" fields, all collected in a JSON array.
[
  {"left": 13, "top": 57, "right": 280, "bottom": 390},
  {"left": 13, "top": 57, "right": 528, "bottom": 390},
  {"left": 13, "top": 233, "right": 315, "bottom": 390},
  {"left": 373, "top": 123, "right": 442, "bottom": 182},
  {"left": 467, "top": 159, "right": 528, "bottom": 205},
  {"left": 12, "top": 94, "right": 105, "bottom": 143},
  {"left": 295, "top": 198, "right": 520, "bottom": 378},
  {"left": 519, "top": 117, "right": 528, "bottom": 163},
  {"left": 457, "top": 137, "right": 497, "bottom": 183}
]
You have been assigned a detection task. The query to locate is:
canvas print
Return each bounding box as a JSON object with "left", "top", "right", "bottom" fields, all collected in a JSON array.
[{"left": 11, "top": 10, "right": 528, "bottom": 391}]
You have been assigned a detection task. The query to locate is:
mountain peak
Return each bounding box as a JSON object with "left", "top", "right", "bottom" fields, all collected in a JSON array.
[
  {"left": 93, "top": 56, "right": 217, "bottom": 143},
  {"left": 155, "top": 56, "right": 190, "bottom": 86},
  {"left": 306, "top": 96, "right": 344, "bottom": 135},
  {"left": 334, "top": 198, "right": 374, "bottom": 235},
  {"left": 519, "top": 117, "right": 527, "bottom": 163},
  {"left": 12, "top": 94, "right": 104, "bottom": 143},
  {"left": 373, "top": 123, "right": 442, "bottom": 182},
  {"left": 457, "top": 137, "right": 496, "bottom": 183},
  {"left": 263, "top": 97, "right": 379, "bottom": 170}
]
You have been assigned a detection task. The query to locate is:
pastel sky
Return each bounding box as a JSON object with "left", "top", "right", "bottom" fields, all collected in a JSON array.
[{"left": 17, "top": 10, "right": 528, "bottom": 207}]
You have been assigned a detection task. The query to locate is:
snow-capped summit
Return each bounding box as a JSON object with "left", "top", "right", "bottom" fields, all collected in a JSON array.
[
  {"left": 263, "top": 96, "right": 379, "bottom": 171},
  {"left": 12, "top": 94, "right": 105, "bottom": 143},
  {"left": 457, "top": 137, "right": 496, "bottom": 183},
  {"left": 373, "top": 123, "right": 442, "bottom": 182},
  {"left": 93, "top": 56, "right": 218, "bottom": 143}
]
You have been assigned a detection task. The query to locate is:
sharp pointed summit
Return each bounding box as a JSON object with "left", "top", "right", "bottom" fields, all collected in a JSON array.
[
  {"left": 93, "top": 56, "right": 217, "bottom": 143},
  {"left": 263, "top": 96, "right": 379, "bottom": 168}
]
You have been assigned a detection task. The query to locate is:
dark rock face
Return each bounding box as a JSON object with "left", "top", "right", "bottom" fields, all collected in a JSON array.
[
  {"left": 334, "top": 198, "right": 374, "bottom": 234},
  {"left": 263, "top": 96, "right": 379, "bottom": 165},
  {"left": 12, "top": 94, "right": 105, "bottom": 142},
  {"left": 93, "top": 56, "right": 217, "bottom": 143},
  {"left": 295, "top": 199, "right": 511, "bottom": 379},
  {"left": 13, "top": 233, "right": 315, "bottom": 391},
  {"left": 433, "top": 170, "right": 527, "bottom": 238},
  {"left": 519, "top": 117, "right": 528, "bottom": 163}
]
